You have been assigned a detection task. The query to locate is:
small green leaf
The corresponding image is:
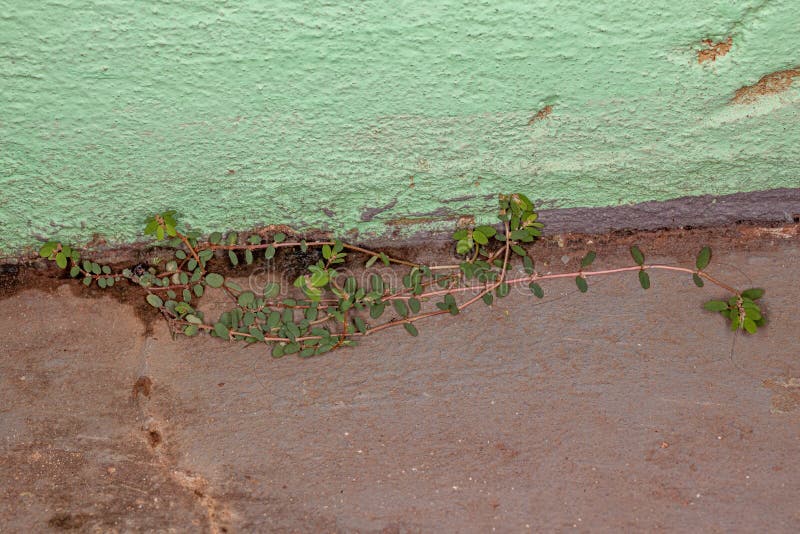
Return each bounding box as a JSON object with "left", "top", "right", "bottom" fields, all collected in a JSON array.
[
  {"left": 476, "top": 225, "right": 497, "bottom": 238},
  {"left": 408, "top": 298, "right": 421, "bottom": 314},
  {"left": 273, "top": 232, "right": 287, "bottom": 243},
  {"left": 209, "top": 231, "right": 222, "bottom": 244},
  {"left": 205, "top": 273, "right": 224, "bottom": 288},
  {"left": 696, "top": 246, "right": 711, "bottom": 270},
  {"left": 703, "top": 300, "right": 729, "bottom": 312},
  {"left": 523, "top": 255, "right": 534, "bottom": 274},
  {"left": 370, "top": 302, "right": 385, "bottom": 319},
  {"left": 365, "top": 255, "right": 378, "bottom": 268},
  {"left": 741, "top": 288, "right": 764, "bottom": 300},
  {"left": 245, "top": 249, "right": 254, "bottom": 265},
  {"left": 264, "top": 245, "right": 276, "bottom": 259},
  {"left": 69, "top": 265, "right": 81, "bottom": 277},
  {"left": 580, "top": 251, "right": 596, "bottom": 268},
  {"left": 353, "top": 317, "right": 367, "bottom": 334},
  {"left": 98, "top": 277, "right": 107, "bottom": 289},
  {"left": 300, "top": 240, "right": 308, "bottom": 253},
  {"left": 146, "top": 294, "right": 163, "bottom": 308},
  {"left": 511, "top": 244, "right": 527, "bottom": 257},
  {"left": 393, "top": 299, "right": 408, "bottom": 317},
  {"left": 228, "top": 250, "right": 239, "bottom": 266},
  {"left": 224, "top": 279, "right": 242, "bottom": 292},
  {"left": 692, "top": 273, "right": 704, "bottom": 287},
  {"left": 496, "top": 283, "right": 510, "bottom": 298},
  {"left": 238, "top": 291, "right": 255, "bottom": 307},
  {"left": 213, "top": 322, "right": 229, "bottom": 339},
  {"left": 403, "top": 323, "right": 419, "bottom": 337},
  {"left": 638, "top": 270, "right": 650, "bottom": 290},
  {"left": 193, "top": 284, "right": 204, "bottom": 297},
  {"left": 263, "top": 282, "right": 280, "bottom": 299},
  {"left": 55, "top": 252, "right": 67, "bottom": 269},
  {"left": 272, "top": 344, "right": 285, "bottom": 358},
  {"left": 529, "top": 282, "right": 544, "bottom": 298},
  {"left": 575, "top": 276, "right": 588, "bottom": 293},
  {"left": 630, "top": 245, "right": 644, "bottom": 266},
  {"left": 473, "top": 230, "right": 489, "bottom": 245},
  {"left": 39, "top": 241, "right": 59, "bottom": 258},
  {"left": 743, "top": 317, "right": 757, "bottom": 334},
  {"left": 185, "top": 314, "right": 203, "bottom": 324},
  {"left": 482, "top": 292, "right": 493, "bottom": 305},
  {"left": 456, "top": 239, "right": 472, "bottom": 254},
  {"left": 184, "top": 325, "right": 199, "bottom": 337},
  {"left": 322, "top": 244, "right": 332, "bottom": 259}
]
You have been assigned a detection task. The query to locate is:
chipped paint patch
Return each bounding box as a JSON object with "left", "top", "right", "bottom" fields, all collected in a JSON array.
[
  {"left": 731, "top": 68, "right": 800, "bottom": 104},
  {"left": 528, "top": 105, "right": 553, "bottom": 125},
  {"left": 360, "top": 199, "right": 398, "bottom": 222},
  {"left": 698, "top": 37, "right": 732, "bottom": 63}
]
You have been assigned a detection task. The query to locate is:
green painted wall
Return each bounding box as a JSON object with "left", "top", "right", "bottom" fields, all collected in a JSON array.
[{"left": 2, "top": 0, "right": 799, "bottom": 256}]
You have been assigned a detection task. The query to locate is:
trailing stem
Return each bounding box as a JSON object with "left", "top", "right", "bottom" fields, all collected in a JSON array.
[{"left": 38, "top": 193, "right": 766, "bottom": 358}]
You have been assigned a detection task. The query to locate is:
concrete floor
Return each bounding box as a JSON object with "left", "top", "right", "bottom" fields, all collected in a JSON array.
[{"left": 1, "top": 231, "right": 799, "bottom": 532}]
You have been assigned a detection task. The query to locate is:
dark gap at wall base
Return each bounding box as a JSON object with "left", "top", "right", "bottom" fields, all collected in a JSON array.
[{"left": 536, "top": 187, "right": 800, "bottom": 235}]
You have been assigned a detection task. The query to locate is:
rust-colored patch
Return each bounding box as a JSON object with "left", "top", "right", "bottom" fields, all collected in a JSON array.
[
  {"left": 131, "top": 375, "right": 153, "bottom": 400},
  {"left": 731, "top": 68, "right": 800, "bottom": 104},
  {"left": 528, "top": 105, "right": 553, "bottom": 125},
  {"left": 147, "top": 428, "right": 163, "bottom": 448},
  {"left": 698, "top": 37, "right": 732, "bottom": 63}
]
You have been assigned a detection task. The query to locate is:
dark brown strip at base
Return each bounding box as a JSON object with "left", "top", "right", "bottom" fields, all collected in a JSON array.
[{"left": 537, "top": 188, "right": 800, "bottom": 234}]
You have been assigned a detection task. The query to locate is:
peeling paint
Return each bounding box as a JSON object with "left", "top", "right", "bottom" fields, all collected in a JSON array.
[
  {"left": 731, "top": 68, "right": 800, "bottom": 104},
  {"left": 360, "top": 199, "right": 398, "bottom": 222},
  {"left": 528, "top": 105, "right": 553, "bottom": 125},
  {"left": 697, "top": 37, "right": 732, "bottom": 63}
]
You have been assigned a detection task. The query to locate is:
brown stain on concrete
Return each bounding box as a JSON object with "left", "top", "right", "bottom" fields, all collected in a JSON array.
[
  {"left": 698, "top": 37, "right": 732, "bottom": 63},
  {"left": 762, "top": 377, "right": 800, "bottom": 414},
  {"left": 731, "top": 68, "right": 800, "bottom": 104},
  {"left": 528, "top": 105, "right": 553, "bottom": 125}
]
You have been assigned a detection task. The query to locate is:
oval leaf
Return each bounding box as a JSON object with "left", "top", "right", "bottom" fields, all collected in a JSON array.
[
  {"left": 696, "top": 246, "right": 711, "bottom": 270},
  {"left": 638, "top": 270, "right": 650, "bottom": 290},
  {"left": 630, "top": 245, "right": 644, "bottom": 266},
  {"left": 146, "top": 294, "right": 163, "bottom": 308},
  {"left": 703, "top": 300, "right": 729, "bottom": 312},
  {"left": 529, "top": 282, "right": 544, "bottom": 298},
  {"left": 403, "top": 323, "right": 419, "bottom": 337},
  {"left": 575, "top": 276, "right": 588, "bottom": 293},
  {"left": 205, "top": 273, "right": 224, "bottom": 288},
  {"left": 741, "top": 288, "right": 764, "bottom": 300}
]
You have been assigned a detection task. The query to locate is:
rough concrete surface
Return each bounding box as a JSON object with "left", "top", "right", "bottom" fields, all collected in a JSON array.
[{"left": 1, "top": 231, "right": 799, "bottom": 532}]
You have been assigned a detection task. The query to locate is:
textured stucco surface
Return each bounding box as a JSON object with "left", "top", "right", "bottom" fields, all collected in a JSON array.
[{"left": 1, "top": 0, "right": 799, "bottom": 256}]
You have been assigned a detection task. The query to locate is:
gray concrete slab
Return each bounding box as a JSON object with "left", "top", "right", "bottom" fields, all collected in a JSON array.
[{"left": 1, "top": 233, "right": 799, "bottom": 532}]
